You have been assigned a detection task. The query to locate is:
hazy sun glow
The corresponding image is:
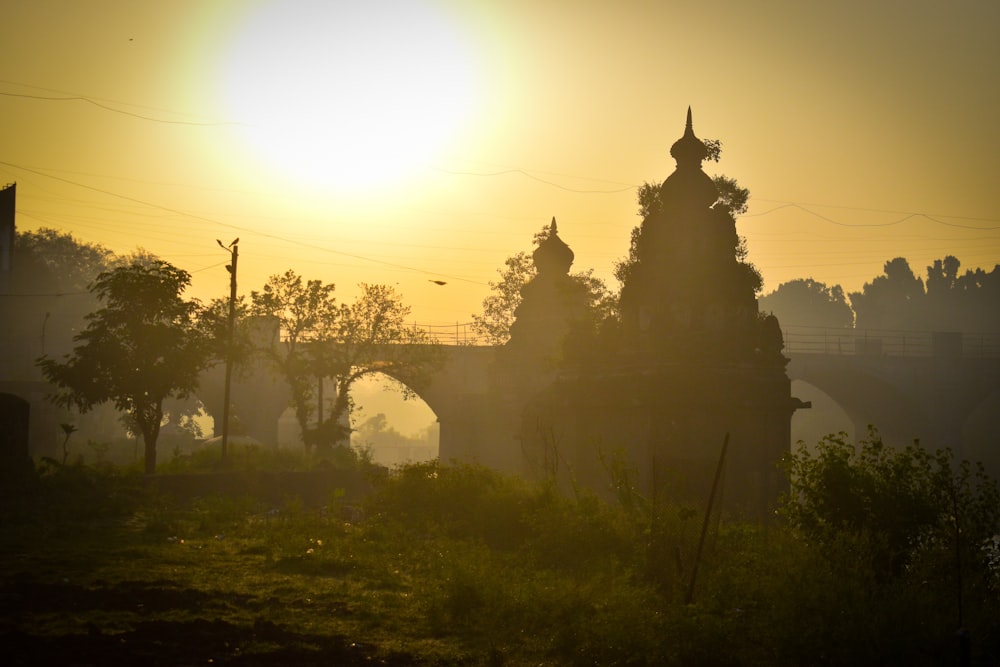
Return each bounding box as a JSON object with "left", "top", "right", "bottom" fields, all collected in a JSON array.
[{"left": 217, "top": 0, "right": 479, "bottom": 192}]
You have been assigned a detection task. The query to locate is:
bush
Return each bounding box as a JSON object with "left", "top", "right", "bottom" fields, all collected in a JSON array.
[{"left": 780, "top": 429, "right": 1000, "bottom": 663}]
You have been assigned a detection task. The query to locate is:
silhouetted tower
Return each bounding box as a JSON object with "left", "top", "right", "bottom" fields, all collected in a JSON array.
[
  {"left": 619, "top": 109, "right": 766, "bottom": 361},
  {"left": 502, "top": 218, "right": 590, "bottom": 379},
  {"left": 520, "top": 111, "right": 798, "bottom": 516}
]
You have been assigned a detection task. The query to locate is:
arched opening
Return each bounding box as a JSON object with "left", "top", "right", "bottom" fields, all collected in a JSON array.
[
  {"left": 274, "top": 373, "right": 439, "bottom": 467},
  {"left": 790, "top": 379, "right": 854, "bottom": 450},
  {"left": 350, "top": 374, "right": 439, "bottom": 467}
]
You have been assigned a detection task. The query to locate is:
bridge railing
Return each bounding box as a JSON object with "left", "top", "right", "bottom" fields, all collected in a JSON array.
[
  {"left": 413, "top": 322, "right": 488, "bottom": 346},
  {"left": 782, "top": 325, "right": 1000, "bottom": 358},
  {"left": 309, "top": 319, "right": 1000, "bottom": 356}
]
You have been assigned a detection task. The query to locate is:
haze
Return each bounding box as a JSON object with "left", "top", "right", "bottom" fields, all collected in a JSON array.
[{"left": 2, "top": 0, "right": 998, "bottom": 327}]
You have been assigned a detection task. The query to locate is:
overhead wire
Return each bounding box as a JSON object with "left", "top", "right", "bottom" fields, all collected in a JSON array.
[
  {"left": 4, "top": 79, "right": 998, "bottom": 301},
  {"left": 0, "top": 78, "right": 241, "bottom": 126},
  {"left": 0, "top": 160, "right": 486, "bottom": 285}
]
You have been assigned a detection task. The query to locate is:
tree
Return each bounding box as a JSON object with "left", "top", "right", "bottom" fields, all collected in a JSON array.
[
  {"left": 249, "top": 270, "right": 339, "bottom": 450},
  {"left": 851, "top": 256, "right": 1000, "bottom": 332},
  {"left": 925, "top": 256, "right": 1000, "bottom": 333},
  {"left": 472, "top": 224, "right": 615, "bottom": 345},
  {"left": 37, "top": 260, "right": 209, "bottom": 473},
  {"left": 250, "top": 272, "right": 437, "bottom": 452},
  {"left": 471, "top": 251, "right": 535, "bottom": 345},
  {"left": 317, "top": 282, "right": 437, "bottom": 450},
  {"left": 15, "top": 228, "right": 115, "bottom": 293},
  {"left": 849, "top": 257, "right": 925, "bottom": 330},
  {"left": 758, "top": 278, "right": 854, "bottom": 329},
  {"left": 7, "top": 229, "right": 115, "bottom": 360}
]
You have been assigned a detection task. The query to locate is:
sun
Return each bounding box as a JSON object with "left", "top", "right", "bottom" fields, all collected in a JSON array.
[{"left": 216, "top": 0, "right": 479, "bottom": 193}]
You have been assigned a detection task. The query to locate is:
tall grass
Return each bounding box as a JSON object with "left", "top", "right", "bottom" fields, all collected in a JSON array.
[{"left": 5, "top": 447, "right": 998, "bottom": 665}]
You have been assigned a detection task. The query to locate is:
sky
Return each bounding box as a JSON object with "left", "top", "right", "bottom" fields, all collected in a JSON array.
[{"left": 2, "top": 0, "right": 999, "bottom": 342}]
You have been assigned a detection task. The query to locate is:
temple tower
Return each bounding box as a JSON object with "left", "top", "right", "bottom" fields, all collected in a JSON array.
[
  {"left": 500, "top": 218, "right": 590, "bottom": 385},
  {"left": 619, "top": 108, "right": 768, "bottom": 362},
  {"left": 521, "top": 111, "right": 799, "bottom": 516}
]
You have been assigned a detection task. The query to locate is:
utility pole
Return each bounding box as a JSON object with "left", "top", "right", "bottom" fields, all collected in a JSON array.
[{"left": 217, "top": 238, "right": 239, "bottom": 464}]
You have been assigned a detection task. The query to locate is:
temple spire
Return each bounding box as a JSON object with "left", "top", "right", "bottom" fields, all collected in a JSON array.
[
  {"left": 670, "top": 106, "right": 708, "bottom": 167},
  {"left": 533, "top": 216, "right": 574, "bottom": 276}
]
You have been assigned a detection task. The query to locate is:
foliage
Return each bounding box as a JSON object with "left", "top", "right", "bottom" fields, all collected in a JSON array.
[
  {"left": 250, "top": 272, "right": 437, "bottom": 452},
  {"left": 37, "top": 260, "right": 210, "bottom": 473},
  {"left": 4, "top": 448, "right": 1000, "bottom": 665},
  {"left": 4, "top": 230, "right": 116, "bottom": 365},
  {"left": 198, "top": 294, "right": 255, "bottom": 370},
  {"left": 759, "top": 277, "right": 854, "bottom": 329},
  {"left": 472, "top": 251, "right": 534, "bottom": 345},
  {"left": 850, "top": 255, "right": 1000, "bottom": 332},
  {"left": 471, "top": 224, "right": 615, "bottom": 345},
  {"left": 157, "top": 441, "right": 322, "bottom": 473},
  {"left": 249, "top": 270, "right": 337, "bottom": 448},
  {"left": 14, "top": 227, "right": 115, "bottom": 292},
  {"left": 924, "top": 256, "right": 1000, "bottom": 332},
  {"left": 782, "top": 430, "right": 1000, "bottom": 659},
  {"left": 784, "top": 430, "right": 1000, "bottom": 569},
  {"left": 849, "top": 257, "right": 925, "bottom": 330}
]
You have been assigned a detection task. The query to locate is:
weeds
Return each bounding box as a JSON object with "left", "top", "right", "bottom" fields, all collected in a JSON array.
[{"left": 4, "top": 446, "right": 999, "bottom": 666}]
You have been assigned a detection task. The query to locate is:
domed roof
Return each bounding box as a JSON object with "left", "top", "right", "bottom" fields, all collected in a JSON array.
[
  {"left": 533, "top": 218, "right": 574, "bottom": 275},
  {"left": 662, "top": 107, "right": 718, "bottom": 207}
]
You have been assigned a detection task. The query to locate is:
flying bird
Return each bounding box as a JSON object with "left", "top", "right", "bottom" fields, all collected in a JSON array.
[{"left": 429, "top": 280, "right": 447, "bottom": 286}]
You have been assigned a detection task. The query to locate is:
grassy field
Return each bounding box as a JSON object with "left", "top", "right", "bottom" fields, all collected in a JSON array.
[{"left": 2, "top": 442, "right": 998, "bottom": 666}]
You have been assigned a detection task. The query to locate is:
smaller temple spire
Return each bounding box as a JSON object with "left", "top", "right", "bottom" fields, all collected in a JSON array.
[{"left": 533, "top": 216, "right": 574, "bottom": 276}]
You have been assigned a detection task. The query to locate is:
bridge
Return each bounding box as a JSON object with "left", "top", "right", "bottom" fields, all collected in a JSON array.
[
  {"left": 202, "top": 324, "right": 1000, "bottom": 477},
  {"left": 782, "top": 326, "right": 1000, "bottom": 465}
]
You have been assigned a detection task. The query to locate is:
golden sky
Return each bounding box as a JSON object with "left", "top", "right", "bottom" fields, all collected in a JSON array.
[{"left": 3, "top": 0, "right": 999, "bottom": 334}]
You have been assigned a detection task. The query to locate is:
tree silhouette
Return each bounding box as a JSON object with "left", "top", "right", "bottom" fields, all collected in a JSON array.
[
  {"left": 850, "top": 256, "right": 1000, "bottom": 332},
  {"left": 250, "top": 272, "right": 436, "bottom": 452},
  {"left": 7, "top": 229, "right": 115, "bottom": 360},
  {"left": 37, "top": 260, "right": 209, "bottom": 473},
  {"left": 849, "top": 257, "right": 925, "bottom": 330},
  {"left": 759, "top": 278, "right": 854, "bottom": 329},
  {"left": 925, "top": 256, "right": 1000, "bottom": 333}
]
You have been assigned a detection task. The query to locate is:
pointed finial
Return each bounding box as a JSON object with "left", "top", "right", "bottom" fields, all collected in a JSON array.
[
  {"left": 671, "top": 106, "right": 708, "bottom": 165},
  {"left": 550, "top": 216, "right": 558, "bottom": 233}
]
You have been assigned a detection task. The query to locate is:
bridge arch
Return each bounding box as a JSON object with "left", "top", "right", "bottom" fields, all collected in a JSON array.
[
  {"left": 786, "top": 354, "right": 933, "bottom": 446},
  {"left": 789, "top": 379, "right": 853, "bottom": 447},
  {"left": 196, "top": 344, "right": 498, "bottom": 463}
]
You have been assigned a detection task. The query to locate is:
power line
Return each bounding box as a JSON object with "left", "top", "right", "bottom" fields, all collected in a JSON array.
[
  {"left": 0, "top": 90, "right": 241, "bottom": 127},
  {"left": 745, "top": 200, "right": 1000, "bottom": 229},
  {"left": 1, "top": 160, "right": 486, "bottom": 286},
  {"left": 0, "top": 79, "right": 240, "bottom": 127}
]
